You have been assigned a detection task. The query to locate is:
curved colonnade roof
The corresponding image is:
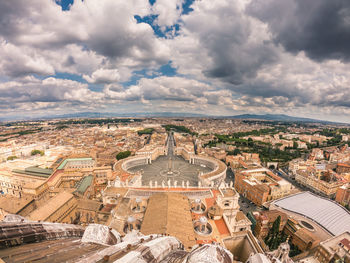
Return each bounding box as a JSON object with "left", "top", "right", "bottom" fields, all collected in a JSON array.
[
  {"left": 273, "top": 192, "right": 350, "bottom": 236},
  {"left": 195, "top": 155, "right": 227, "bottom": 180}
]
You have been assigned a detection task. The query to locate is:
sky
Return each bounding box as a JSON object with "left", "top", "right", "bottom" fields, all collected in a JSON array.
[{"left": 0, "top": 0, "right": 350, "bottom": 122}]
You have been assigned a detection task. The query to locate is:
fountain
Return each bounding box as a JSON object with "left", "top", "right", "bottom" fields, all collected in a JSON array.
[{"left": 194, "top": 216, "right": 213, "bottom": 236}]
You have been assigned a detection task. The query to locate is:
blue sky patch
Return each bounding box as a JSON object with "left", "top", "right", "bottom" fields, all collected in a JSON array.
[
  {"left": 55, "top": 0, "right": 74, "bottom": 11},
  {"left": 134, "top": 15, "right": 180, "bottom": 38},
  {"left": 50, "top": 72, "right": 87, "bottom": 83},
  {"left": 182, "top": 0, "right": 195, "bottom": 15},
  {"left": 121, "top": 61, "right": 177, "bottom": 86}
]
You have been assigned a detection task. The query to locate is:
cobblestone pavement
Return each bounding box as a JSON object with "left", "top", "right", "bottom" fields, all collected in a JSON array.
[{"left": 128, "top": 155, "right": 212, "bottom": 186}]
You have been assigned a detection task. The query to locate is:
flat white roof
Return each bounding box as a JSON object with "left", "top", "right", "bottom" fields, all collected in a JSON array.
[
  {"left": 278, "top": 179, "right": 291, "bottom": 186},
  {"left": 273, "top": 192, "right": 350, "bottom": 236},
  {"left": 243, "top": 179, "right": 257, "bottom": 186},
  {"left": 241, "top": 168, "right": 268, "bottom": 174}
]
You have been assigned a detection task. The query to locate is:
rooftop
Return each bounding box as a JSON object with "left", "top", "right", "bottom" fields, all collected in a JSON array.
[
  {"left": 0, "top": 220, "right": 233, "bottom": 263},
  {"left": 12, "top": 166, "right": 53, "bottom": 178},
  {"left": 57, "top": 157, "right": 93, "bottom": 170},
  {"left": 28, "top": 191, "right": 74, "bottom": 221},
  {"left": 74, "top": 175, "right": 93, "bottom": 195},
  {"left": 0, "top": 195, "right": 34, "bottom": 214},
  {"left": 320, "top": 231, "right": 350, "bottom": 257},
  {"left": 273, "top": 192, "right": 350, "bottom": 236},
  {"left": 140, "top": 192, "right": 196, "bottom": 249}
]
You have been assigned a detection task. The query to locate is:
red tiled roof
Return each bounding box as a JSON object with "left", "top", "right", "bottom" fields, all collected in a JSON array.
[
  {"left": 215, "top": 218, "right": 230, "bottom": 236},
  {"left": 239, "top": 159, "right": 248, "bottom": 168},
  {"left": 133, "top": 187, "right": 211, "bottom": 192},
  {"left": 340, "top": 238, "right": 350, "bottom": 250},
  {"left": 338, "top": 163, "right": 350, "bottom": 168},
  {"left": 47, "top": 169, "right": 63, "bottom": 182},
  {"left": 266, "top": 170, "right": 282, "bottom": 181},
  {"left": 205, "top": 197, "right": 216, "bottom": 208},
  {"left": 196, "top": 238, "right": 217, "bottom": 244}
]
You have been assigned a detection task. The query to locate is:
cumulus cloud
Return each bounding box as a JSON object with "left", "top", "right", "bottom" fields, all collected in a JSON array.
[
  {"left": 170, "top": 0, "right": 279, "bottom": 85},
  {"left": 105, "top": 76, "right": 213, "bottom": 103},
  {"left": 83, "top": 69, "right": 120, "bottom": 84},
  {"left": 240, "top": 52, "right": 350, "bottom": 109},
  {"left": 152, "top": 0, "right": 184, "bottom": 29},
  {"left": 247, "top": 0, "right": 350, "bottom": 62},
  {"left": 0, "top": 0, "right": 350, "bottom": 122},
  {"left": 0, "top": 0, "right": 170, "bottom": 74},
  {"left": 0, "top": 40, "right": 55, "bottom": 77},
  {"left": 0, "top": 77, "right": 103, "bottom": 110}
]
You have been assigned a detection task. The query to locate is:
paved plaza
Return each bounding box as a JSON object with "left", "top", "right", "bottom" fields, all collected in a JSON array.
[{"left": 128, "top": 155, "right": 212, "bottom": 186}]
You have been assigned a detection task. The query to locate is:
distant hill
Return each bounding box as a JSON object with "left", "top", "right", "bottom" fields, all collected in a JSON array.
[
  {"left": 0, "top": 112, "right": 346, "bottom": 124},
  {"left": 50, "top": 111, "right": 207, "bottom": 119},
  {"left": 230, "top": 114, "right": 337, "bottom": 123},
  {"left": 126, "top": 112, "right": 208, "bottom": 118},
  {"left": 0, "top": 111, "right": 208, "bottom": 122}
]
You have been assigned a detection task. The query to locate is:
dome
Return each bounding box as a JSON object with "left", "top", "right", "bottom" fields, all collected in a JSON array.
[
  {"left": 199, "top": 216, "right": 208, "bottom": 224},
  {"left": 208, "top": 204, "right": 223, "bottom": 220},
  {"left": 194, "top": 217, "right": 213, "bottom": 236},
  {"left": 127, "top": 216, "right": 136, "bottom": 223},
  {"left": 81, "top": 224, "right": 121, "bottom": 245},
  {"left": 190, "top": 199, "right": 206, "bottom": 214},
  {"left": 186, "top": 244, "right": 234, "bottom": 263}
]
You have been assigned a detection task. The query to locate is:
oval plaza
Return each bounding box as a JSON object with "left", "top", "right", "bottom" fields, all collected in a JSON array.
[{"left": 113, "top": 132, "right": 227, "bottom": 187}]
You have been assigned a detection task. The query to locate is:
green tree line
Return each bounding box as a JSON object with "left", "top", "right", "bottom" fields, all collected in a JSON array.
[{"left": 116, "top": 151, "right": 131, "bottom": 160}]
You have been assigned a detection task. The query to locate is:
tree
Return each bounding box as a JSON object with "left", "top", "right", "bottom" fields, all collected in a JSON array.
[
  {"left": 265, "top": 215, "right": 282, "bottom": 250},
  {"left": 248, "top": 138, "right": 254, "bottom": 147},
  {"left": 162, "top": 124, "right": 196, "bottom": 135},
  {"left": 306, "top": 143, "right": 312, "bottom": 150},
  {"left": 7, "top": 156, "right": 17, "bottom": 161},
  {"left": 56, "top": 125, "right": 68, "bottom": 130},
  {"left": 137, "top": 128, "right": 154, "bottom": 135},
  {"left": 293, "top": 141, "right": 298, "bottom": 149},
  {"left": 227, "top": 148, "right": 241, "bottom": 156},
  {"left": 289, "top": 242, "right": 302, "bottom": 257},
  {"left": 233, "top": 148, "right": 241, "bottom": 155},
  {"left": 116, "top": 151, "right": 131, "bottom": 160},
  {"left": 31, "top": 149, "right": 44, "bottom": 156}
]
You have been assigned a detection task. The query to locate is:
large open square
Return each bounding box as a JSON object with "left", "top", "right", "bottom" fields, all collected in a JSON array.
[{"left": 127, "top": 155, "right": 213, "bottom": 186}]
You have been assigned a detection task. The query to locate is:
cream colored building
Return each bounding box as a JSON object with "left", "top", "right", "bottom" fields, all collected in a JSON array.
[{"left": 28, "top": 191, "right": 77, "bottom": 223}]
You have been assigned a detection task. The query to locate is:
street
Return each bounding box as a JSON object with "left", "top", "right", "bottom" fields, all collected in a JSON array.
[
  {"left": 276, "top": 168, "right": 329, "bottom": 199},
  {"left": 238, "top": 194, "right": 265, "bottom": 214},
  {"left": 225, "top": 167, "right": 265, "bottom": 214}
]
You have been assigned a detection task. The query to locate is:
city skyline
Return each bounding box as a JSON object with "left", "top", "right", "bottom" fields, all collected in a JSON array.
[{"left": 1, "top": 0, "right": 350, "bottom": 123}]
